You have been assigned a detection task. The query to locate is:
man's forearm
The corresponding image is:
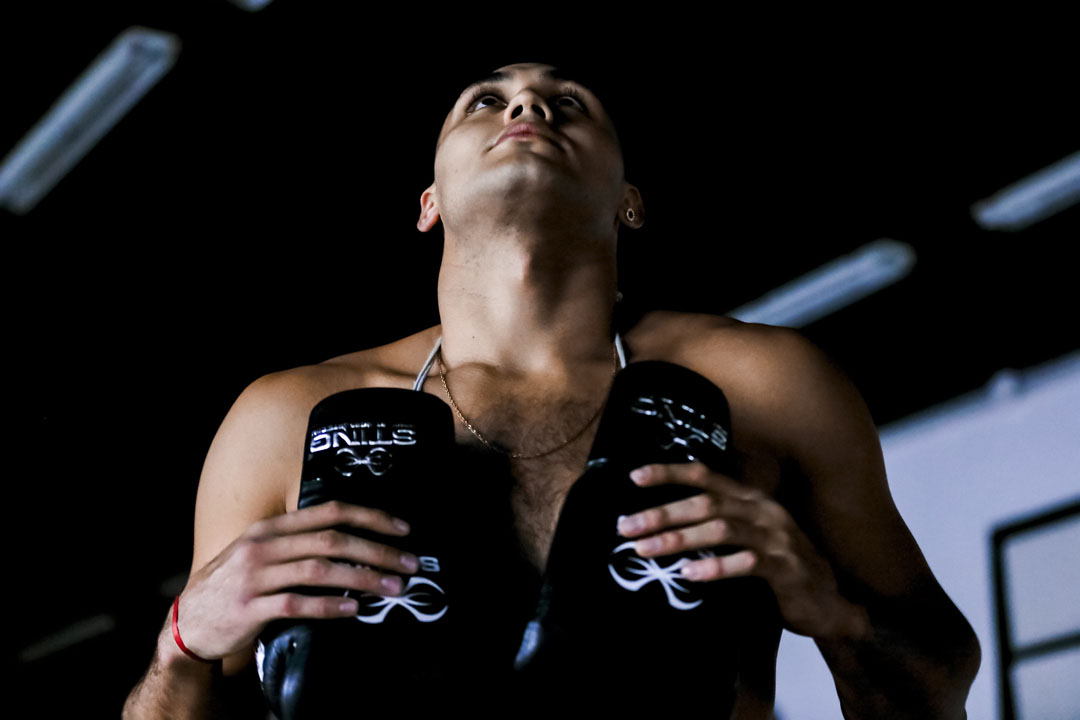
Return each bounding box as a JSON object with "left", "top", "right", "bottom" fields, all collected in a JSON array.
[
  {"left": 123, "top": 611, "right": 218, "bottom": 720},
  {"left": 816, "top": 591, "right": 981, "bottom": 719}
]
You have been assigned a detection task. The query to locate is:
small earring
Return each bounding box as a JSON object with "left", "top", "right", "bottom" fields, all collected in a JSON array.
[{"left": 626, "top": 208, "right": 636, "bottom": 222}]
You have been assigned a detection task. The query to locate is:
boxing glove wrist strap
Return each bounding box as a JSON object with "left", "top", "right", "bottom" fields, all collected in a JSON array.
[{"left": 171, "top": 595, "right": 214, "bottom": 664}]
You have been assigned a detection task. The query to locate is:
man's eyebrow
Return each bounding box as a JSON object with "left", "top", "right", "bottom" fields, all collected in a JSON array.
[{"left": 457, "top": 69, "right": 580, "bottom": 101}]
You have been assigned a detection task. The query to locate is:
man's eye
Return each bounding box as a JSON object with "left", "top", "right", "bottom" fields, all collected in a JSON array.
[
  {"left": 555, "top": 95, "right": 585, "bottom": 111},
  {"left": 467, "top": 92, "right": 586, "bottom": 114},
  {"left": 468, "top": 94, "right": 503, "bottom": 112}
]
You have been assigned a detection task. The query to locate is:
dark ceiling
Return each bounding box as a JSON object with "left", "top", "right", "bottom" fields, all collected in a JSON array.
[{"left": 4, "top": 4, "right": 1077, "bottom": 714}]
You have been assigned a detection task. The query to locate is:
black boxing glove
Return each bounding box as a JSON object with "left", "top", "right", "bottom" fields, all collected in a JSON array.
[
  {"left": 257, "top": 388, "right": 459, "bottom": 719},
  {"left": 512, "top": 361, "right": 778, "bottom": 709}
]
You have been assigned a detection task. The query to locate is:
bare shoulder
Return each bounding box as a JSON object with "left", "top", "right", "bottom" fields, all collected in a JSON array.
[
  {"left": 192, "top": 362, "right": 376, "bottom": 559},
  {"left": 225, "top": 326, "right": 442, "bottom": 513},
  {"left": 195, "top": 326, "right": 435, "bottom": 539},
  {"left": 632, "top": 312, "right": 825, "bottom": 444},
  {"left": 630, "top": 308, "right": 802, "bottom": 369},
  {"left": 636, "top": 311, "right": 865, "bottom": 459},
  {"left": 635, "top": 309, "right": 823, "bottom": 374},
  {"left": 190, "top": 328, "right": 437, "bottom": 676},
  {"left": 238, "top": 324, "right": 441, "bottom": 414},
  {"left": 648, "top": 311, "right": 939, "bottom": 596}
]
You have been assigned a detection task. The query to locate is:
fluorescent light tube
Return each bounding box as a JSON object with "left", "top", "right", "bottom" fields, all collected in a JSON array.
[
  {"left": 0, "top": 27, "right": 180, "bottom": 215},
  {"left": 227, "top": 0, "right": 276, "bottom": 10},
  {"left": 728, "top": 239, "right": 917, "bottom": 327},
  {"left": 19, "top": 615, "right": 116, "bottom": 663},
  {"left": 972, "top": 150, "right": 1080, "bottom": 231}
]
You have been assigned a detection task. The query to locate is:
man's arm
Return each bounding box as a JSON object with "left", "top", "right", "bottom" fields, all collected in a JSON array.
[
  {"left": 123, "top": 372, "right": 306, "bottom": 719},
  {"left": 124, "top": 368, "right": 420, "bottom": 719},
  {"left": 748, "top": 326, "right": 981, "bottom": 717},
  {"left": 618, "top": 321, "right": 979, "bottom": 718}
]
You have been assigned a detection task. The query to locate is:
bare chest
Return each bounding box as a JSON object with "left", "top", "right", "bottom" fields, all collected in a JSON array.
[
  {"left": 450, "top": 399, "right": 596, "bottom": 575},
  {"left": 457, "top": 405, "right": 782, "bottom": 577},
  {"left": 505, "top": 453, "right": 587, "bottom": 574}
]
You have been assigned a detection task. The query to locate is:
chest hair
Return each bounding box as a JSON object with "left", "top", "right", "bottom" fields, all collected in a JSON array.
[{"left": 458, "top": 396, "right": 600, "bottom": 573}]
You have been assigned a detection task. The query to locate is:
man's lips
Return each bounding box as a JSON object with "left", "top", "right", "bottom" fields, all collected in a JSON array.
[{"left": 495, "top": 122, "right": 558, "bottom": 147}]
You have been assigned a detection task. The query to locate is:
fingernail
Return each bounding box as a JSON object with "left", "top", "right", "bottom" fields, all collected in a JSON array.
[
  {"left": 735, "top": 552, "right": 757, "bottom": 573},
  {"left": 393, "top": 518, "right": 411, "bottom": 533},
  {"left": 401, "top": 554, "right": 418, "bottom": 572},
  {"left": 381, "top": 576, "right": 402, "bottom": 593},
  {"left": 681, "top": 563, "right": 705, "bottom": 580},
  {"left": 630, "top": 467, "right": 649, "bottom": 483},
  {"left": 340, "top": 599, "right": 359, "bottom": 613},
  {"left": 618, "top": 515, "right": 643, "bottom": 534}
]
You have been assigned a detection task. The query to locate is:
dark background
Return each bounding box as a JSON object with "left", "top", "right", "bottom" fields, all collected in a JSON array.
[{"left": 4, "top": 4, "right": 1076, "bottom": 715}]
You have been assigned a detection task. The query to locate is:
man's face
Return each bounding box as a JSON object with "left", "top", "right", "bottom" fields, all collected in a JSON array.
[{"left": 425, "top": 63, "right": 627, "bottom": 234}]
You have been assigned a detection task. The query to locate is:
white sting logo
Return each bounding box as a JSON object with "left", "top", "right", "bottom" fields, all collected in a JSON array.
[
  {"left": 347, "top": 575, "right": 448, "bottom": 624},
  {"left": 607, "top": 540, "right": 717, "bottom": 610},
  {"left": 629, "top": 395, "right": 728, "bottom": 455}
]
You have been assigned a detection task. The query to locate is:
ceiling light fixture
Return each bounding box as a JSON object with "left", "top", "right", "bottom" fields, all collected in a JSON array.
[
  {"left": 972, "top": 150, "right": 1080, "bottom": 231},
  {"left": 728, "top": 238, "right": 917, "bottom": 328},
  {"left": 0, "top": 27, "right": 180, "bottom": 215}
]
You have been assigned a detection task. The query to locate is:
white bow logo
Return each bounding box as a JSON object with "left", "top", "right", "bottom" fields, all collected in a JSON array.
[
  {"left": 347, "top": 575, "right": 448, "bottom": 624},
  {"left": 334, "top": 446, "right": 393, "bottom": 477},
  {"left": 607, "top": 540, "right": 717, "bottom": 611}
]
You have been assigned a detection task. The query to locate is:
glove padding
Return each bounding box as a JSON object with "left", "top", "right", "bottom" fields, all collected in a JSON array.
[
  {"left": 257, "top": 388, "right": 458, "bottom": 719},
  {"left": 514, "top": 360, "right": 779, "bottom": 709}
]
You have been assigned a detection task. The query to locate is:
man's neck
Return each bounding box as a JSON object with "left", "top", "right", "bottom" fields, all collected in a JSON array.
[{"left": 436, "top": 230, "right": 618, "bottom": 384}]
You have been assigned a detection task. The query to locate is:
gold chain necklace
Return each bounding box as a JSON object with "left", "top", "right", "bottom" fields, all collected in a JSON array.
[{"left": 436, "top": 341, "right": 620, "bottom": 460}]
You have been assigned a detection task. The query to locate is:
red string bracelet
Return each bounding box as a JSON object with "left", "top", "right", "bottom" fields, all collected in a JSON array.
[{"left": 172, "top": 595, "right": 214, "bottom": 664}]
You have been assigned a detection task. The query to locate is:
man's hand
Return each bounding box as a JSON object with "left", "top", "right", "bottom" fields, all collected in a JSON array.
[
  {"left": 616, "top": 461, "right": 869, "bottom": 643},
  {"left": 175, "top": 501, "right": 421, "bottom": 662}
]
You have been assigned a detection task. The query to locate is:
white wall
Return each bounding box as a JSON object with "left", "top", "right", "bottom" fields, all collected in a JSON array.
[{"left": 774, "top": 351, "right": 1080, "bottom": 720}]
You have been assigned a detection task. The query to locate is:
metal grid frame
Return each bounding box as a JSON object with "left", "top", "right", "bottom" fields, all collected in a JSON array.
[{"left": 991, "top": 498, "right": 1080, "bottom": 720}]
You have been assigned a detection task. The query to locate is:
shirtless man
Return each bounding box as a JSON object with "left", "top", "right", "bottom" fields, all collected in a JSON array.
[{"left": 123, "top": 62, "right": 980, "bottom": 718}]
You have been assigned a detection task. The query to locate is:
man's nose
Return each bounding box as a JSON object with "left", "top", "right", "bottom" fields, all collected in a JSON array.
[{"left": 504, "top": 89, "right": 552, "bottom": 124}]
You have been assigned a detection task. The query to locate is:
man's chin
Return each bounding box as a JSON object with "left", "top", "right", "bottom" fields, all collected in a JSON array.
[{"left": 485, "top": 157, "right": 577, "bottom": 192}]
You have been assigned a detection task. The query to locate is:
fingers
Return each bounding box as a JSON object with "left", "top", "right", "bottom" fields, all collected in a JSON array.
[
  {"left": 618, "top": 490, "right": 749, "bottom": 538},
  {"left": 248, "top": 592, "right": 364, "bottom": 624},
  {"left": 249, "top": 501, "right": 411, "bottom": 540},
  {"left": 680, "top": 550, "right": 758, "bottom": 581},
  {"left": 255, "top": 557, "right": 410, "bottom": 598},
  {"left": 258, "top": 527, "right": 419, "bottom": 574},
  {"left": 617, "top": 487, "right": 761, "bottom": 542},
  {"left": 626, "top": 514, "right": 767, "bottom": 559},
  {"left": 620, "top": 462, "right": 794, "bottom": 582},
  {"left": 629, "top": 517, "right": 727, "bottom": 556},
  {"left": 630, "top": 462, "right": 750, "bottom": 497}
]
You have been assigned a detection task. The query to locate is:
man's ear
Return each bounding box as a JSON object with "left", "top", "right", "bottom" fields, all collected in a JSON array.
[
  {"left": 618, "top": 183, "right": 644, "bottom": 228},
  {"left": 417, "top": 183, "right": 440, "bottom": 232}
]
